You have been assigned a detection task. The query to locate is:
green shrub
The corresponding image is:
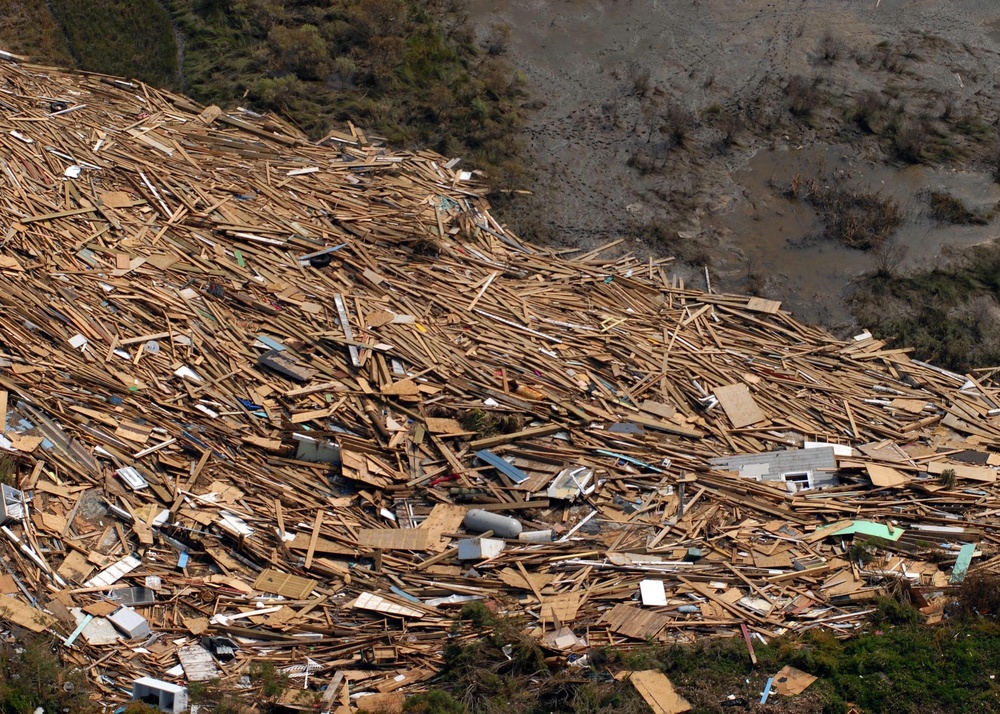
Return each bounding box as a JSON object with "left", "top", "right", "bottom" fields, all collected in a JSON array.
[
  {"left": 850, "top": 239, "right": 1000, "bottom": 371},
  {"left": 268, "top": 24, "right": 329, "bottom": 80},
  {"left": 250, "top": 660, "right": 289, "bottom": 698},
  {"left": 405, "top": 690, "right": 467, "bottom": 714},
  {"left": 0, "top": 634, "right": 97, "bottom": 714},
  {"left": 871, "top": 595, "right": 922, "bottom": 627},
  {"left": 168, "top": 0, "right": 525, "bottom": 187}
]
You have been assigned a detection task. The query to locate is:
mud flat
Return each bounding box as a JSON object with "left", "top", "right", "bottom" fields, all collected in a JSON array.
[{"left": 469, "top": 0, "right": 1000, "bottom": 329}]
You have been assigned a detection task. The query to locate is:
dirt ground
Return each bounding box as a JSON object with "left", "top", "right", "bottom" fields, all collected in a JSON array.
[{"left": 468, "top": 0, "right": 1000, "bottom": 328}]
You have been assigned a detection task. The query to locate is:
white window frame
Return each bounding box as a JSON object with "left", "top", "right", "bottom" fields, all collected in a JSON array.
[{"left": 781, "top": 470, "right": 813, "bottom": 491}]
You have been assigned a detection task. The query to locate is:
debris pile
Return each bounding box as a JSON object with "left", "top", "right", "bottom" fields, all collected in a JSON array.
[{"left": 0, "top": 59, "right": 998, "bottom": 711}]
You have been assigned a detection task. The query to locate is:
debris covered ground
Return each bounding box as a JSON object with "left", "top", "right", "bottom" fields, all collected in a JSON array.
[{"left": 0, "top": 57, "right": 998, "bottom": 712}]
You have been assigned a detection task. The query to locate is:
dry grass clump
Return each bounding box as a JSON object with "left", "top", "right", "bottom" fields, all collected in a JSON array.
[{"left": 783, "top": 174, "right": 903, "bottom": 250}]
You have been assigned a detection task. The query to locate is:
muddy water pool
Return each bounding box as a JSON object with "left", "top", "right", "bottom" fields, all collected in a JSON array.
[{"left": 711, "top": 144, "right": 1000, "bottom": 325}]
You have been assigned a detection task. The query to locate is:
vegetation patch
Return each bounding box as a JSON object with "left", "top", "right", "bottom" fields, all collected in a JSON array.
[
  {"left": 47, "top": 0, "right": 179, "bottom": 87},
  {"left": 785, "top": 74, "right": 823, "bottom": 119},
  {"left": 782, "top": 174, "right": 903, "bottom": 250},
  {"left": 927, "top": 190, "right": 993, "bottom": 225},
  {"left": 409, "top": 589, "right": 1000, "bottom": 714},
  {"left": 0, "top": 634, "right": 96, "bottom": 714},
  {"left": 955, "top": 572, "right": 1000, "bottom": 619},
  {"left": 847, "top": 89, "right": 893, "bottom": 134},
  {"left": 459, "top": 409, "right": 524, "bottom": 438},
  {"left": 850, "top": 239, "right": 1000, "bottom": 371},
  {"left": 167, "top": 0, "right": 526, "bottom": 188},
  {"left": 0, "top": 1, "right": 526, "bottom": 191},
  {"left": 438, "top": 602, "right": 550, "bottom": 713},
  {"left": 0, "top": 0, "right": 75, "bottom": 67}
]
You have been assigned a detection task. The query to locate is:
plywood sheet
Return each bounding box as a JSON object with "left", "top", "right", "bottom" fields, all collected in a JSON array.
[
  {"left": 0, "top": 575, "right": 16, "bottom": 594},
  {"left": 866, "top": 463, "right": 910, "bottom": 488},
  {"left": 771, "top": 665, "right": 817, "bottom": 696},
  {"left": 253, "top": 569, "right": 317, "bottom": 599},
  {"left": 630, "top": 670, "right": 691, "bottom": 714},
  {"left": 540, "top": 592, "right": 581, "bottom": 624},
  {"left": 600, "top": 603, "right": 669, "bottom": 640},
  {"left": 419, "top": 503, "right": 467, "bottom": 552},
  {"left": 639, "top": 399, "right": 676, "bottom": 419},
  {"left": 356, "top": 693, "right": 404, "bottom": 713},
  {"left": 0, "top": 595, "right": 57, "bottom": 632},
  {"left": 714, "top": 383, "right": 766, "bottom": 428},
  {"left": 858, "top": 440, "right": 911, "bottom": 463},
  {"left": 178, "top": 644, "right": 220, "bottom": 681},
  {"left": 926, "top": 460, "right": 997, "bottom": 483},
  {"left": 745, "top": 297, "right": 782, "bottom": 314},
  {"left": 340, "top": 449, "right": 392, "bottom": 488},
  {"left": 820, "top": 571, "right": 864, "bottom": 597},
  {"left": 8, "top": 433, "right": 42, "bottom": 452},
  {"left": 752, "top": 549, "right": 793, "bottom": 568},
  {"left": 424, "top": 417, "right": 468, "bottom": 435},
  {"left": 287, "top": 532, "right": 355, "bottom": 555},
  {"left": 890, "top": 398, "right": 926, "bottom": 414},
  {"left": 58, "top": 550, "right": 94, "bottom": 584},
  {"left": 100, "top": 191, "right": 134, "bottom": 208},
  {"left": 498, "top": 567, "right": 555, "bottom": 592},
  {"left": 357, "top": 528, "right": 431, "bottom": 550},
  {"left": 115, "top": 420, "right": 152, "bottom": 444}
]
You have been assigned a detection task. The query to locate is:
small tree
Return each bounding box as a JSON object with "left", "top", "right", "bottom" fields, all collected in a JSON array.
[{"left": 0, "top": 633, "right": 97, "bottom": 713}]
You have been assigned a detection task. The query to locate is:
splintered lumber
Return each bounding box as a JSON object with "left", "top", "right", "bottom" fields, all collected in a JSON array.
[{"left": 0, "top": 56, "right": 998, "bottom": 711}]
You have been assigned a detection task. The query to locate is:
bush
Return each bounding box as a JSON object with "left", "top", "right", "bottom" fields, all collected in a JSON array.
[
  {"left": 268, "top": 24, "right": 329, "bottom": 80},
  {"left": 660, "top": 102, "right": 696, "bottom": 148},
  {"left": 627, "top": 61, "right": 651, "bottom": 95},
  {"left": 714, "top": 108, "right": 744, "bottom": 150},
  {"left": 458, "top": 410, "right": 523, "bottom": 438},
  {"left": 786, "top": 75, "right": 822, "bottom": 117},
  {"left": 927, "top": 191, "right": 992, "bottom": 225},
  {"left": 816, "top": 31, "right": 845, "bottom": 64},
  {"left": 484, "top": 23, "right": 511, "bottom": 56},
  {"left": 871, "top": 595, "right": 922, "bottom": 627},
  {"left": 0, "top": 634, "right": 97, "bottom": 714},
  {"left": 956, "top": 572, "right": 1000, "bottom": 619},
  {"left": 186, "top": 677, "right": 248, "bottom": 713},
  {"left": 250, "top": 660, "right": 289, "bottom": 698},
  {"left": 850, "top": 90, "right": 892, "bottom": 134},
  {"left": 849, "top": 240, "right": 1000, "bottom": 371},
  {"left": 405, "top": 690, "right": 467, "bottom": 714},
  {"left": 783, "top": 174, "right": 902, "bottom": 250},
  {"left": 892, "top": 117, "right": 930, "bottom": 163}
]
